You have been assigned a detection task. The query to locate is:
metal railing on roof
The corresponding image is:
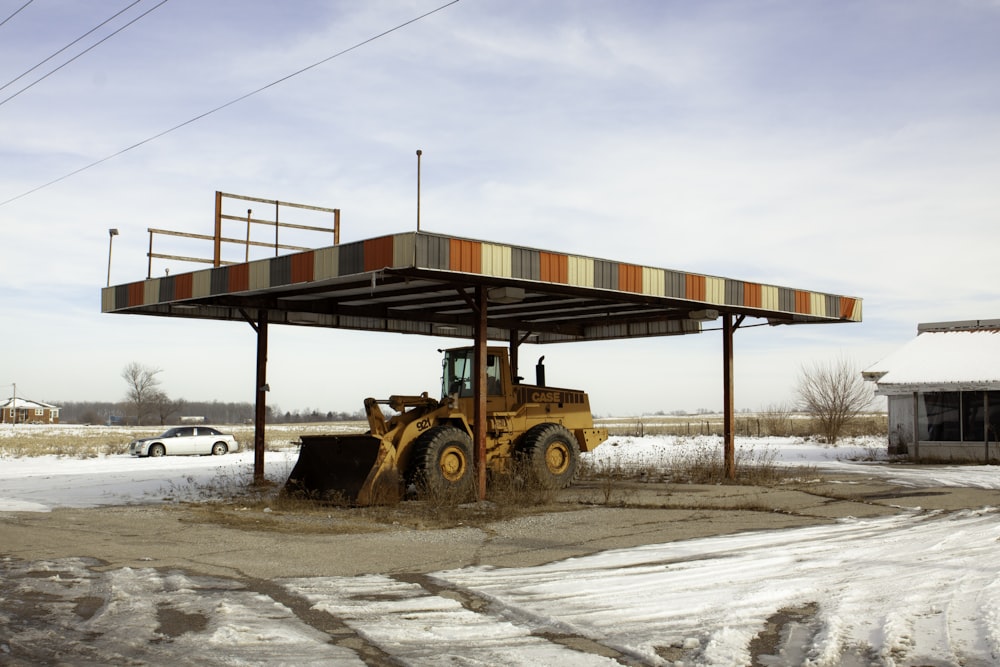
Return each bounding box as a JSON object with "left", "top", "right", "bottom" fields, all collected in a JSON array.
[{"left": 146, "top": 191, "right": 340, "bottom": 278}]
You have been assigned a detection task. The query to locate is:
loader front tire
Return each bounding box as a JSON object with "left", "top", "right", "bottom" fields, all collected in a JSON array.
[
  {"left": 519, "top": 423, "right": 580, "bottom": 489},
  {"left": 412, "top": 426, "right": 474, "bottom": 499}
]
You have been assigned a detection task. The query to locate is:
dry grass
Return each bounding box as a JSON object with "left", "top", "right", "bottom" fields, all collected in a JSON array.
[
  {"left": 0, "top": 429, "right": 144, "bottom": 458},
  {"left": 578, "top": 438, "right": 807, "bottom": 489},
  {"left": 281, "top": 459, "right": 566, "bottom": 528},
  {"left": 156, "top": 448, "right": 571, "bottom": 531},
  {"left": 598, "top": 413, "right": 887, "bottom": 439},
  {"left": 0, "top": 423, "right": 348, "bottom": 458}
]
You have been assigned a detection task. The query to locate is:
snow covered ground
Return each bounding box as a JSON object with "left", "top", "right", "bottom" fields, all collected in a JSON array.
[{"left": 3, "top": 430, "right": 1000, "bottom": 665}]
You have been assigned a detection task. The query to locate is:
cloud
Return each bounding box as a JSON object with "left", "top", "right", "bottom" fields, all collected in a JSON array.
[{"left": 2, "top": 1, "right": 999, "bottom": 414}]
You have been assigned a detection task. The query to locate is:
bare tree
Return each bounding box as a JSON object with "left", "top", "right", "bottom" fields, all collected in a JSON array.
[
  {"left": 796, "top": 356, "right": 874, "bottom": 444},
  {"left": 151, "top": 391, "right": 184, "bottom": 426},
  {"left": 121, "top": 362, "right": 163, "bottom": 425},
  {"left": 759, "top": 402, "right": 795, "bottom": 437}
]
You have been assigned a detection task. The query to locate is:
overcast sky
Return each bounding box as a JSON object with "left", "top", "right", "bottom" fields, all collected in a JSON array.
[{"left": 1, "top": 0, "right": 998, "bottom": 417}]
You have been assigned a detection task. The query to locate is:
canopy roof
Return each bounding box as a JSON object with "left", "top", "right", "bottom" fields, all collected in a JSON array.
[
  {"left": 864, "top": 320, "right": 1000, "bottom": 394},
  {"left": 102, "top": 231, "right": 862, "bottom": 342}
]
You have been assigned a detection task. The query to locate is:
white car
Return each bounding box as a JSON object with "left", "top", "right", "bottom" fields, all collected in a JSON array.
[{"left": 128, "top": 427, "right": 239, "bottom": 457}]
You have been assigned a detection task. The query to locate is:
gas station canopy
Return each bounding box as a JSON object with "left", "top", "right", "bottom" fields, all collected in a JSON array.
[
  {"left": 102, "top": 230, "right": 862, "bottom": 339},
  {"left": 102, "top": 197, "right": 862, "bottom": 489}
]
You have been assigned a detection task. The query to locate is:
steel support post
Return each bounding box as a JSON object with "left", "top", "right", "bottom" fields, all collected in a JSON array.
[
  {"left": 473, "top": 285, "right": 488, "bottom": 500},
  {"left": 509, "top": 328, "right": 519, "bottom": 384},
  {"left": 253, "top": 309, "right": 268, "bottom": 485},
  {"left": 985, "top": 392, "right": 991, "bottom": 464},
  {"left": 723, "top": 313, "right": 736, "bottom": 480}
]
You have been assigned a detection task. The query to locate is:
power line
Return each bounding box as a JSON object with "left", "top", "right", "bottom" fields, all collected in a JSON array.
[
  {"left": 0, "top": 0, "right": 462, "bottom": 208},
  {"left": 0, "top": 0, "right": 33, "bottom": 29},
  {"left": 0, "top": 0, "right": 146, "bottom": 95},
  {"left": 0, "top": 0, "right": 170, "bottom": 108}
]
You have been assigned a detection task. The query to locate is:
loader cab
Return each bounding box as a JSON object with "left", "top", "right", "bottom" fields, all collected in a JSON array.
[{"left": 441, "top": 347, "right": 507, "bottom": 400}]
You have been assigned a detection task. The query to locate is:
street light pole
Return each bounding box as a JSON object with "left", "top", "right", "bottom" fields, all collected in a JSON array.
[
  {"left": 107, "top": 228, "right": 119, "bottom": 287},
  {"left": 416, "top": 149, "right": 422, "bottom": 232}
]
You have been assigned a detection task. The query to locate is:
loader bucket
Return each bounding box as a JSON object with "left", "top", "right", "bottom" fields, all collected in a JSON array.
[{"left": 284, "top": 434, "right": 401, "bottom": 505}]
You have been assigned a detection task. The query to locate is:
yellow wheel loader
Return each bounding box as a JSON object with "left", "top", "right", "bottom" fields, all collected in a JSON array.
[{"left": 285, "top": 346, "right": 608, "bottom": 504}]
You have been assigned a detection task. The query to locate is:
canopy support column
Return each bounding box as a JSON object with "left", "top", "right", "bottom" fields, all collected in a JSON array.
[
  {"left": 985, "top": 392, "right": 991, "bottom": 464},
  {"left": 473, "top": 285, "right": 488, "bottom": 500},
  {"left": 252, "top": 309, "right": 268, "bottom": 485},
  {"left": 509, "top": 329, "right": 519, "bottom": 384},
  {"left": 723, "top": 314, "right": 735, "bottom": 479}
]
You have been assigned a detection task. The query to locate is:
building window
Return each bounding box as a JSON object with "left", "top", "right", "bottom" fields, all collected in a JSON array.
[
  {"left": 922, "top": 392, "right": 960, "bottom": 441},
  {"left": 961, "top": 390, "right": 1000, "bottom": 442},
  {"left": 921, "top": 391, "right": 1000, "bottom": 442},
  {"left": 35, "top": 408, "right": 44, "bottom": 416}
]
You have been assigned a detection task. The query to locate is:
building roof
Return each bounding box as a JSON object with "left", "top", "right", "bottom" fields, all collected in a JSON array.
[
  {"left": 864, "top": 321, "right": 1000, "bottom": 394},
  {"left": 102, "top": 231, "right": 862, "bottom": 343},
  {"left": 1, "top": 398, "right": 59, "bottom": 410}
]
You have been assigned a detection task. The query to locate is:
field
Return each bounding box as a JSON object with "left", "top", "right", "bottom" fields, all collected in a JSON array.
[
  {"left": 598, "top": 412, "right": 887, "bottom": 438},
  {"left": 0, "top": 413, "right": 888, "bottom": 458},
  {"left": 0, "top": 421, "right": 364, "bottom": 458}
]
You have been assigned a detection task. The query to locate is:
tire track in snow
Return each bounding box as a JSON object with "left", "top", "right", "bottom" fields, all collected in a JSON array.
[
  {"left": 242, "top": 576, "right": 399, "bottom": 666},
  {"left": 396, "top": 572, "right": 642, "bottom": 665},
  {"left": 433, "top": 508, "right": 1000, "bottom": 666},
  {"left": 280, "top": 574, "right": 627, "bottom": 666}
]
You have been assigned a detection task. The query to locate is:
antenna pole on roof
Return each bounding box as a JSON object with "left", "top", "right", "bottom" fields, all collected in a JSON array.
[{"left": 416, "top": 149, "right": 422, "bottom": 232}]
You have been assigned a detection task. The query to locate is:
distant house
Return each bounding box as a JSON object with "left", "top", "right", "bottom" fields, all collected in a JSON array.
[
  {"left": 1, "top": 398, "right": 61, "bottom": 424},
  {"left": 863, "top": 319, "right": 1000, "bottom": 462}
]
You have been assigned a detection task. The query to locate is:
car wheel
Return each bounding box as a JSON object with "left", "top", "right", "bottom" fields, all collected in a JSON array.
[
  {"left": 149, "top": 444, "right": 166, "bottom": 457},
  {"left": 211, "top": 442, "right": 228, "bottom": 456}
]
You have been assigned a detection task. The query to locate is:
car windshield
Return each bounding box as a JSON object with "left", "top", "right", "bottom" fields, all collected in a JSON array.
[{"left": 158, "top": 428, "right": 183, "bottom": 438}]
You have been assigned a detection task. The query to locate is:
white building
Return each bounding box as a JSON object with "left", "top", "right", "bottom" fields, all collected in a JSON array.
[{"left": 863, "top": 319, "right": 1000, "bottom": 462}]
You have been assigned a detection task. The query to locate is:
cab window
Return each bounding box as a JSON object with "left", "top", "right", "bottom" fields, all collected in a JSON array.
[
  {"left": 442, "top": 351, "right": 504, "bottom": 397},
  {"left": 486, "top": 355, "right": 503, "bottom": 395}
]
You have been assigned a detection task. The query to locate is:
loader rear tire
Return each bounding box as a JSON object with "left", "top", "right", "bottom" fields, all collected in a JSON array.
[
  {"left": 519, "top": 423, "right": 580, "bottom": 489},
  {"left": 411, "top": 426, "right": 474, "bottom": 499}
]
